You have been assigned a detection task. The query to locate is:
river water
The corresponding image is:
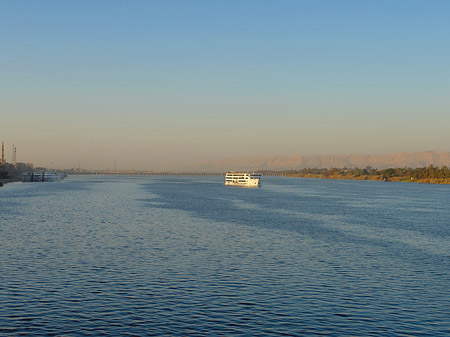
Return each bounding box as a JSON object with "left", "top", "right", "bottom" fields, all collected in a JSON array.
[{"left": 1, "top": 175, "right": 449, "bottom": 336}]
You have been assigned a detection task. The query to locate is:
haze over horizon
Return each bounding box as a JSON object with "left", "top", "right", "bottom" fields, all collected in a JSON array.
[{"left": 1, "top": 1, "right": 450, "bottom": 170}]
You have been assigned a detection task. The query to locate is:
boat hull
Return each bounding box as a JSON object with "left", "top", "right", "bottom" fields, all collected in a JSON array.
[{"left": 224, "top": 181, "right": 260, "bottom": 188}]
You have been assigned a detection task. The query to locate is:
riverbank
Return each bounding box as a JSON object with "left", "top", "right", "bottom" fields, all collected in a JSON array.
[
  {"left": 284, "top": 166, "right": 450, "bottom": 184},
  {"left": 0, "top": 177, "right": 21, "bottom": 187},
  {"left": 285, "top": 173, "right": 450, "bottom": 184}
]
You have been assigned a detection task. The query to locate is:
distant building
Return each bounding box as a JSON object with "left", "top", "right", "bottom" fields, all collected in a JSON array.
[{"left": 15, "top": 162, "right": 34, "bottom": 173}]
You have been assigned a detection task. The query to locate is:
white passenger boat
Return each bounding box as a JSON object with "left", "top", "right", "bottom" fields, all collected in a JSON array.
[
  {"left": 225, "top": 172, "right": 261, "bottom": 188},
  {"left": 23, "top": 171, "right": 66, "bottom": 182},
  {"left": 43, "top": 171, "right": 62, "bottom": 182},
  {"left": 32, "top": 172, "right": 44, "bottom": 182}
]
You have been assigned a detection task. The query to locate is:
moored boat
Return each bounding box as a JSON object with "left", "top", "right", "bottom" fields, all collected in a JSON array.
[
  {"left": 43, "top": 171, "right": 62, "bottom": 182},
  {"left": 22, "top": 171, "right": 66, "bottom": 182}
]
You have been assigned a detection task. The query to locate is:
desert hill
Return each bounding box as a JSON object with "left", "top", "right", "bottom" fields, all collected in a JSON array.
[{"left": 191, "top": 151, "right": 450, "bottom": 172}]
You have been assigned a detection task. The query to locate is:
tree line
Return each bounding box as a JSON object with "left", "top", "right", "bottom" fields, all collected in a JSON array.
[{"left": 278, "top": 165, "right": 450, "bottom": 182}]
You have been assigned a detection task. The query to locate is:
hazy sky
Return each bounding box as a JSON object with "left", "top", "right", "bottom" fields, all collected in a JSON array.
[{"left": 1, "top": 1, "right": 449, "bottom": 170}]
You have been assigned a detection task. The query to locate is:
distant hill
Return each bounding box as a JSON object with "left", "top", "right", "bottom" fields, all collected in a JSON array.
[{"left": 190, "top": 151, "right": 450, "bottom": 172}]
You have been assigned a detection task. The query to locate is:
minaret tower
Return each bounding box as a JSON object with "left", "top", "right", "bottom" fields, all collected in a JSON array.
[
  {"left": 1, "top": 142, "right": 4, "bottom": 165},
  {"left": 12, "top": 145, "right": 17, "bottom": 166}
]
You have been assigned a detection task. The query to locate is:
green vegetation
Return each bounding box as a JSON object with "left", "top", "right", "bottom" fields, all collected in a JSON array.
[{"left": 284, "top": 165, "right": 450, "bottom": 184}]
